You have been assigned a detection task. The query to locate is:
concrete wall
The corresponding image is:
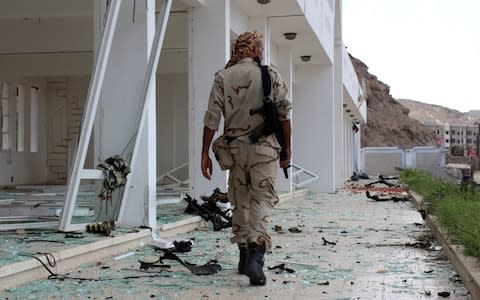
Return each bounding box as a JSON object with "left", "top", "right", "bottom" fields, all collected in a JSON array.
[
  {"left": 188, "top": 0, "right": 230, "bottom": 198},
  {"left": 361, "top": 147, "right": 405, "bottom": 176},
  {"left": 0, "top": 16, "right": 92, "bottom": 54},
  {"left": 361, "top": 147, "right": 447, "bottom": 177},
  {"left": 298, "top": 0, "right": 334, "bottom": 63},
  {"left": 0, "top": 74, "right": 90, "bottom": 186},
  {"left": 156, "top": 73, "right": 188, "bottom": 177},
  {"left": 293, "top": 64, "right": 335, "bottom": 192},
  {"left": 0, "top": 79, "right": 48, "bottom": 185}
]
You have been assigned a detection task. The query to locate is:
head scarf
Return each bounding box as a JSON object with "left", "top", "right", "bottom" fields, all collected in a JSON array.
[{"left": 225, "top": 31, "right": 263, "bottom": 69}]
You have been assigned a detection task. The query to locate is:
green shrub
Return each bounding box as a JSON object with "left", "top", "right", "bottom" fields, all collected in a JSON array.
[{"left": 401, "top": 168, "right": 480, "bottom": 258}]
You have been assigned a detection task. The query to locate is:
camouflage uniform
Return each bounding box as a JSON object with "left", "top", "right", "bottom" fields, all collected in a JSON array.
[{"left": 204, "top": 57, "right": 291, "bottom": 250}]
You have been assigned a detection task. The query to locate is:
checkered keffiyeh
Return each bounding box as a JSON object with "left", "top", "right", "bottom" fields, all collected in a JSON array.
[{"left": 225, "top": 31, "right": 263, "bottom": 68}]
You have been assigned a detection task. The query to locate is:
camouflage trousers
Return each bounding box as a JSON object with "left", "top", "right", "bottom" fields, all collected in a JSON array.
[{"left": 227, "top": 139, "right": 279, "bottom": 251}]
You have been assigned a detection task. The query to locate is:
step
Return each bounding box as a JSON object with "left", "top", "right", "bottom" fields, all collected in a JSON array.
[
  {"left": 47, "top": 159, "right": 67, "bottom": 167},
  {"left": 53, "top": 144, "right": 68, "bottom": 150},
  {"left": 48, "top": 153, "right": 67, "bottom": 160},
  {"left": 68, "top": 127, "right": 80, "bottom": 134},
  {"left": 55, "top": 89, "right": 67, "bottom": 97},
  {"left": 71, "top": 108, "right": 83, "bottom": 113},
  {"left": 49, "top": 166, "right": 66, "bottom": 173},
  {"left": 69, "top": 115, "right": 82, "bottom": 122},
  {"left": 70, "top": 120, "right": 81, "bottom": 127}
]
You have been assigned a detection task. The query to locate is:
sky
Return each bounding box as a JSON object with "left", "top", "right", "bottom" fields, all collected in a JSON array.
[{"left": 343, "top": 0, "right": 480, "bottom": 113}]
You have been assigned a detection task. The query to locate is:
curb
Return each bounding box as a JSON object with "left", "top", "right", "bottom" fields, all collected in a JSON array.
[
  {"left": 0, "top": 216, "right": 203, "bottom": 290},
  {"left": 408, "top": 190, "right": 480, "bottom": 299},
  {"left": 1, "top": 189, "right": 306, "bottom": 290}
]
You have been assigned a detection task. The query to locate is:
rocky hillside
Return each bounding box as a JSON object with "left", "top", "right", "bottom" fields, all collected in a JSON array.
[
  {"left": 397, "top": 99, "right": 477, "bottom": 125},
  {"left": 350, "top": 55, "right": 437, "bottom": 149}
]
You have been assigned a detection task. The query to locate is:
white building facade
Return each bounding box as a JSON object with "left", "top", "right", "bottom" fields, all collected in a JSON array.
[{"left": 0, "top": 0, "right": 366, "bottom": 230}]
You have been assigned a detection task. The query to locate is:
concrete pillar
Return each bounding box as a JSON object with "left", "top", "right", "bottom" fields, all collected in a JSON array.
[
  {"left": 275, "top": 47, "right": 293, "bottom": 193},
  {"left": 93, "top": 0, "right": 156, "bottom": 227},
  {"left": 188, "top": 0, "right": 230, "bottom": 199},
  {"left": 249, "top": 17, "right": 270, "bottom": 65},
  {"left": 333, "top": 0, "right": 344, "bottom": 188},
  {"left": 293, "top": 64, "right": 335, "bottom": 192},
  {"left": 353, "top": 125, "right": 361, "bottom": 172}
]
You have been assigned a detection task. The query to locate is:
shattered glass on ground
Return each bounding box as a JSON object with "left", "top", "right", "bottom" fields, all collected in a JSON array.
[{"left": 1, "top": 185, "right": 472, "bottom": 299}]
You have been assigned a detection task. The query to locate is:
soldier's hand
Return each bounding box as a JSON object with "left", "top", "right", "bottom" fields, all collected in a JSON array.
[{"left": 201, "top": 153, "right": 213, "bottom": 180}]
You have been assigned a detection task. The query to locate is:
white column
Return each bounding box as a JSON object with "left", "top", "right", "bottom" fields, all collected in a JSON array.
[
  {"left": 293, "top": 64, "right": 335, "bottom": 192},
  {"left": 275, "top": 47, "right": 293, "bottom": 193},
  {"left": 16, "top": 85, "right": 25, "bottom": 152},
  {"left": 188, "top": 0, "right": 230, "bottom": 199},
  {"left": 249, "top": 17, "right": 270, "bottom": 65},
  {"left": 333, "top": 0, "right": 344, "bottom": 188},
  {"left": 30, "top": 87, "right": 39, "bottom": 153},
  {"left": 93, "top": 0, "right": 156, "bottom": 227},
  {"left": 1, "top": 83, "right": 10, "bottom": 150}
]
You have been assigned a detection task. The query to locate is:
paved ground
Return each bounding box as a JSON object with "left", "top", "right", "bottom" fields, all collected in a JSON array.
[{"left": 1, "top": 181, "right": 472, "bottom": 299}]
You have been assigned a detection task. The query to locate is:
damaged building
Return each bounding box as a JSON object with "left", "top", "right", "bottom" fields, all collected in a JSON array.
[{"left": 0, "top": 0, "right": 366, "bottom": 232}]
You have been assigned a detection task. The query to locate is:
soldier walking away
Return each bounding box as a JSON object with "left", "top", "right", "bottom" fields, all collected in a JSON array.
[{"left": 201, "top": 31, "right": 292, "bottom": 286}]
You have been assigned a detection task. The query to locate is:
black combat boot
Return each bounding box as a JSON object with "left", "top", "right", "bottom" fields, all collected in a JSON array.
[
  {"left": 238, "top": 244, "right": 248, "bottom": 274},
  {"left": 246, "top": 242, "right": 266, "bottom": 286}
]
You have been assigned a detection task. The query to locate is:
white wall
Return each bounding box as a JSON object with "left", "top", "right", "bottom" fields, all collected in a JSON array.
[
  {"left": 0, "top": 54, "right": 91, "bottom": 186},
  {"left": 156, "top": 73, "right": 188, "bottom": 176},
  {"left": 0, "top": 54, "right": 92, "bottom": 78},
  {"left": 188, "top": 0, "right": 230, "bottom": 198},
  {"left": 0, "top": 79, "right": 48, "bottom": 185},
  {"left": 299, "top": 0, "right": 334, "bottom": 63},
  {"left": 230, "top": 0, "right": 248, "bottom": 35},
  {"left": 293, "top": 64, "right": 335, "bottom": 192},
  {"left": 0, "top": 16, "right": 92, "bottom": 54},
  {"left": 158, "top": 13, "right": 188, "bottom": 74},
  {"left": 343, "top": 115, "right": 354, "bottom": 177}
]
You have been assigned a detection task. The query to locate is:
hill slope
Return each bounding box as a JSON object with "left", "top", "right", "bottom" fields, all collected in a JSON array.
[
  {"left": 397, "top": 99, "right": 476, "bottom": 125},
  {"left": 350, "top": 55, "right": 436, "bottom": 149}
]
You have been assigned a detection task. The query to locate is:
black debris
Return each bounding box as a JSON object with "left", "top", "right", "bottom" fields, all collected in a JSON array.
[
  {"left": 350, "top": 172, "right": 359, "bottom": 181},
  {"left": 365, "top": 175, "right": 399, "bottom": 187},
  {"left": 267, "top": 263, "right": 295, "bottom": 274},
  {"left": 322, "top": 237, "right": 336, "bottom": 246},
  {"left": 274, "top": 225, "right": 285, "bottom": 233},
  {"left": 358, "top": 172, "right": 370, "bottom": 179},
  {"left": 438, "top": 291, "right": 451, "bottom": 297},
  {"left": 366, "top": 191, "right": 409, "bottom": 202},
  {"left": 160, "top": 251, "right": 222, "bottom": 275},
  {"left": 318, "top": 281, "right": 330, "bottom": 285},
  {"left": 65, "top": 234, "right": 84, "bottom": 239},
  {"left": 173, "top": 240, "right": 193, "bottom": 253},
  {"left": 288, "top": 227, "right": 302, "bottom": 233},
  {"left": 97, "top": 155, "right": 130, "bottom": 201},
  {"left": 184, "top": 190, "right": 232, "bottom": 231}
]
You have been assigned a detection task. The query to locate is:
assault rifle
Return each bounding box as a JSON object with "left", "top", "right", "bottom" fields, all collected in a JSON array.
[
  {"left": 249, "top": 57, "right": 289, "bottom": 178},
  {"left": 184, "top": 194, "right": 232, "bottom": 231}
]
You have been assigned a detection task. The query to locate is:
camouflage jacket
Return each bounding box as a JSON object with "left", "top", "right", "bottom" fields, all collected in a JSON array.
[{"left": 204, "top": 57, "right": 292, "bottom": 148}]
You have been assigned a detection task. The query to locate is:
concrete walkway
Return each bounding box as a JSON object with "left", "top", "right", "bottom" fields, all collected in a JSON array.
[{"left": 1, "top": 183, "right": 472, "bottom": 299}]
